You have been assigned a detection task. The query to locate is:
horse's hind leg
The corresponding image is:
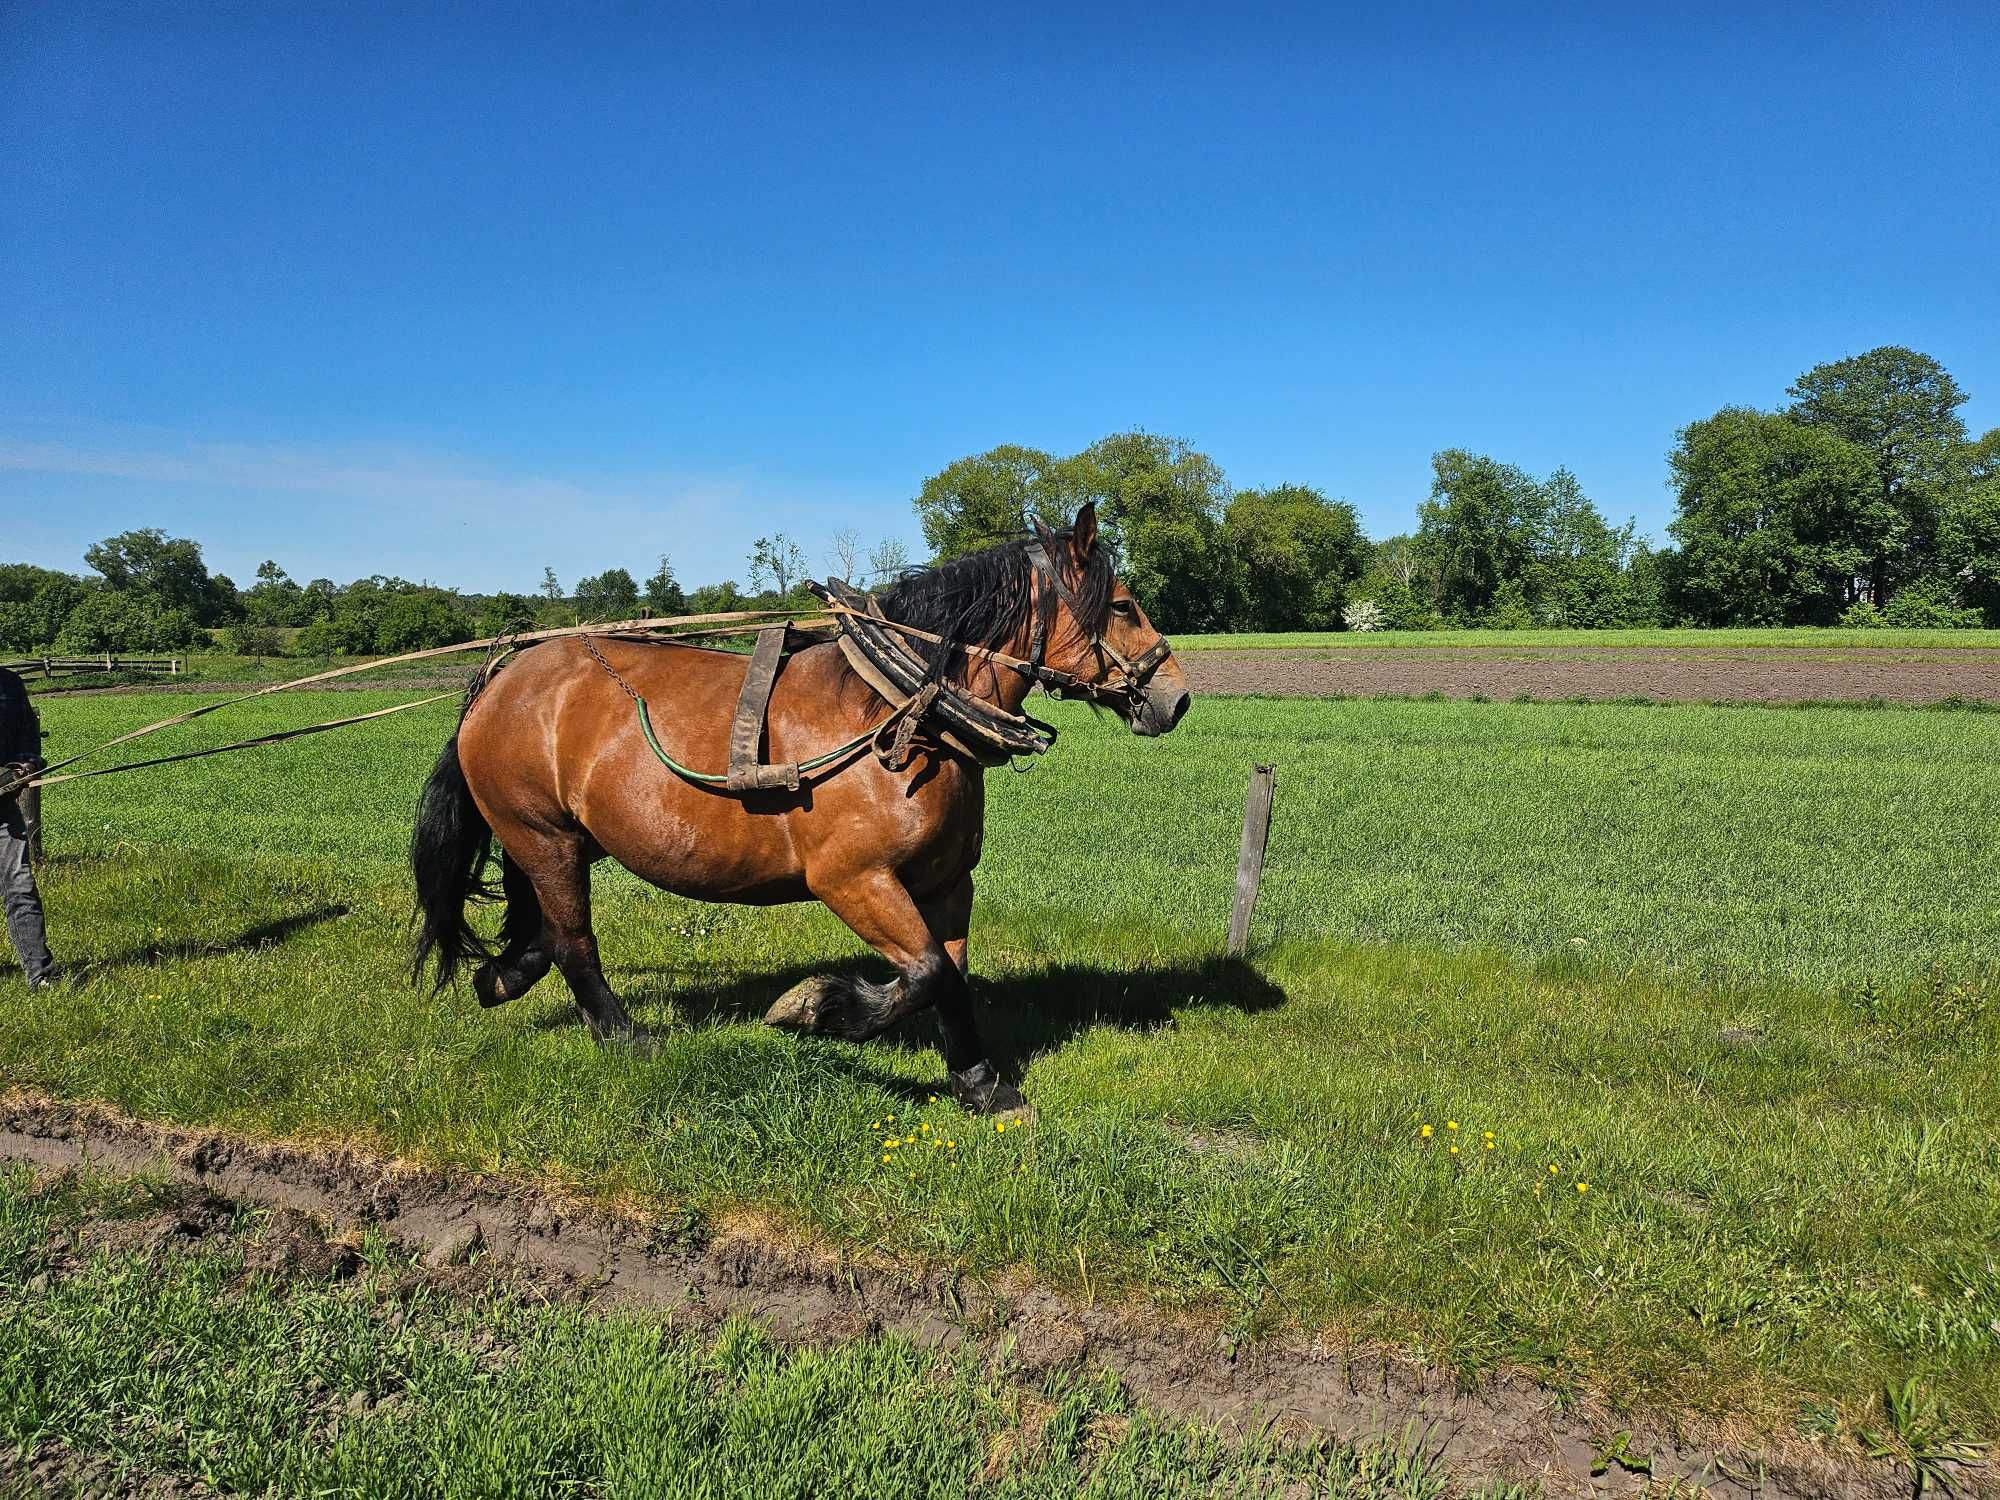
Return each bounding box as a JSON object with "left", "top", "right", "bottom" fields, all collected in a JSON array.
[
  {"left": 498, "top": 825, "right": 635, "bottom": 1041},
  {"left": 472, "top": 854, "right": 552, "bottom": 1009}
]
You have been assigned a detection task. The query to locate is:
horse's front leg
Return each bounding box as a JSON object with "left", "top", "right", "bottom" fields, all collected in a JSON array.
[{"left": 764, "top": 870, "right": 1026, "bottom": 1116}]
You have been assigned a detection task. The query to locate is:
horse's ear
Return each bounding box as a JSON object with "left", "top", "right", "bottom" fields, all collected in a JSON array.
[{"left": 1070, "top": 502, "right": 1098, "bottom": 565}]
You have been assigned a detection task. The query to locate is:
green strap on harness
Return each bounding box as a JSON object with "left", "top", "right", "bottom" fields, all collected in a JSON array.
[{"left": 633, "top": 694, "right": 882, "bottom": 788}]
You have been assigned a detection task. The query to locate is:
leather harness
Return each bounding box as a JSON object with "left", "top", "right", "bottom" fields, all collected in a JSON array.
[{"left": 689, "top": 542, "right": 1175, "bottom": 792}]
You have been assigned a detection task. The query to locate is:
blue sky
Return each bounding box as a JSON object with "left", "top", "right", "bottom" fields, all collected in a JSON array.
[{"left": 4, "top": 1, "right": 1996, "bottom": 594}]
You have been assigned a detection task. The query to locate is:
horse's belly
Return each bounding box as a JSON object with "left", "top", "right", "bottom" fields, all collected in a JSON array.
[{"left": 587, "top": 794, "right": 811, "bottom": 905}]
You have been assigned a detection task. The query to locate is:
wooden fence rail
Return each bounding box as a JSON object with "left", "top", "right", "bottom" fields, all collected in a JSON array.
[{"left": 3, "top": 656, "right": 183, "bottom": 679}]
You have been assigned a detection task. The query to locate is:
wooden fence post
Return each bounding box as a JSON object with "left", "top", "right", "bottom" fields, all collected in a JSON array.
[{"left": 1227, "top": 763, "right": 1277, "bottom": 957}]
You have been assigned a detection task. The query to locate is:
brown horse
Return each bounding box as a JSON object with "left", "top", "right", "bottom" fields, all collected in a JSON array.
[{"left": 410, "top": 505, "right": 1190, "bottom": 1114}]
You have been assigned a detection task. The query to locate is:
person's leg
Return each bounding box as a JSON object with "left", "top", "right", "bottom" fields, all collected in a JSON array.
[{"left": 0, "top": 797, "right": 58, "bottom": 986}]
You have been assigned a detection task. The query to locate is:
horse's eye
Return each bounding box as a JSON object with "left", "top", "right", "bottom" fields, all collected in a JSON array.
[{"left": 1110, "top": 599, "right": 1136, "bottom": 617}]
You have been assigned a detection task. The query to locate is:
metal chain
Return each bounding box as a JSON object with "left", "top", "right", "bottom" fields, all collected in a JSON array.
[{"left": 582, "top": 634, "right": 641, "bottom": 703}]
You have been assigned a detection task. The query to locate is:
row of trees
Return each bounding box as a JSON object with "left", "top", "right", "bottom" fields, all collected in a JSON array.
[
  {"left": 5, "top": 345, "right": 1994, "bottom": 653},
  {"left": 911, "top": 432, "right": 1663, "bottom": 632},
  {"left": 908, "top": 346, "right": 1998, "bottom": 631},
  {"left": 0, "top": 526, "right": 917, "bottom": 658},
  {"left": 1667, "top": 347, "right": 1997, "bottom": 626}
]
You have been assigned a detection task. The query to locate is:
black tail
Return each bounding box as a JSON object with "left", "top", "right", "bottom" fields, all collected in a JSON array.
[{"left": 410, "top": 733, "right": 496, "bottom": 992}]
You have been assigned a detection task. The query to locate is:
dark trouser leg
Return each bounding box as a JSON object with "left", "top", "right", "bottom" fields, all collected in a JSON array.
[{"left": 1, "top": 797, "right": 56, "bottom": 985}]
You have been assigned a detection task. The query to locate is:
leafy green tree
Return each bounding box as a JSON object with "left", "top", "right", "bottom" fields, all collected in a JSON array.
[
  {"left": 299, "top": 577, "right": 339, "bottom": 620},
  {"left": 1620, "top": 544, "right": 1671, "bottom": 628},
  {"left": 644, "top": 554, "right": 686, "bottom": 616},
  {"left": 54, "top": 590, "right": 202, "bottom": 653},
  {"left": 228, "top": 621, "right": 284, "bottom": 658},
  {"left": 244, "top": 560, "right": 307, "bottom": 627},
  {"left": 573, "top": 568, "right": 640, "bottom": 621},
  {"left": 911, "top": 432, "right": 1229, "bottom": 630},
  {"left": 687, "top": 580, "right": 747, "bottom": 614},
  {"left": 1940, "top": 432, "right": 2000, "bottom": 623},
  {"left": 316, "top": 578, "right": 409, "bottom": 653},
  {"left": 914, "top": 445, "right": 1061, "bottom": 559},
  {"left": 1529, "top": 469, "right": 1641, "bottom": 627},
  {"left": 0, "top": 565, "right": 86, "bottom": 650},
  {"left": 746, "top": 535, "right": 807, "bottom": 598},
  {"left": 1411, "top": 451, "right": 1548, "bottom": 622},
  {"left": 1666, "top": 407, "right": 1878, "bottom": 625},
  {"left": 83, "top": 528, "right": 238, "bottom": 625},
  {"left": 1062, "top": 432, "right": 1230, "bottom": 632},
  {"left": 376, "top": 589, "right": 472, "bottom": 652},
  {"left": 1786, "top": 347, "right": 1968, "bottom": 605},
  {"left": 1219, "top": 485, "right": 1367, "bottom": 630},
  {"left": 296, "top": 617, "right": 341, "bottom": 659},
  {"left": 540, "top": 567, "right": 564, "bottom": 603},
  {"left": 477, "top": 592, "right": 540, "bottom": 637}
]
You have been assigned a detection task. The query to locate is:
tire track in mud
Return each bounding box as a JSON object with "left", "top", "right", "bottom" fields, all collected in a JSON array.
[{"left": 1, "top": 1092, "right": 1933, "bottom": 1500}]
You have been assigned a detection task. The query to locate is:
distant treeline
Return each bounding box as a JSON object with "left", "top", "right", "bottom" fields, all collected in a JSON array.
[
  {"left": 4, "top": 345, "right": 1996, "bottom": 657},
  {"left": 916, "top": 346, "right": 1998, "bottom": 633}
]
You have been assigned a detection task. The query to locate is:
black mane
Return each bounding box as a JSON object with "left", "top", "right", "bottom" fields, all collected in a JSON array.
[{"left": 877, "top": 529, "right": 1114, "bottom": 682}]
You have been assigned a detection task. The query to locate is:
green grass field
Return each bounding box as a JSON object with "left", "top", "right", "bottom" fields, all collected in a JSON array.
[
  {"left": 3, "top": 688, "right": 1997, "bottom": 1453},
  {"left": 2, "top": 1169, "right": 1451, "bottom": 1499}
]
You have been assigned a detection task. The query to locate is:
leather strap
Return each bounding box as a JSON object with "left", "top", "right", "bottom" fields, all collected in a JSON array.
[
  {"left": 820, "top": 580, "right": 1056, "bottom": 763},
  {"left": 726, "top": 627, "right": 802, "bottom": 792}
]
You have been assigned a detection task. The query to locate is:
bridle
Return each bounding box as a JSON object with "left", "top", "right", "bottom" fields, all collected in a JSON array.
[
  {"left": 797, "top": 533, "right": 1177, "bottom": 771},
  {"left": 1021, "top": 533, "right": 1174, "bottom": 710}
]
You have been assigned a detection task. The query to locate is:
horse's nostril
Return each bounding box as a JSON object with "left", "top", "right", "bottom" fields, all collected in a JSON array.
[{"left": 1167, "top": 690, "right": 1190, "bottom": 727}]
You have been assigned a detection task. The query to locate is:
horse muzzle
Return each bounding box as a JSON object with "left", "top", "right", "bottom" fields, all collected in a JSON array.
[{"left": 1129, "top": 682, "right": 1190, "bottom": 737}]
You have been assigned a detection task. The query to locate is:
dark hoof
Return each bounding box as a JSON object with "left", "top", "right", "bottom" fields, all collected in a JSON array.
[
  {"left": 472, "top": 963, "right": 512, "bottom": 1008},
  {"left": 949, "top": 1061, "right": 1032, "bottom": 1119}
]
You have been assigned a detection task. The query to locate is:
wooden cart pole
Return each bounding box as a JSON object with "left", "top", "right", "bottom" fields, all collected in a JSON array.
[{"left": 1227, "top": 763, "right": 1277, "bottom": 957}]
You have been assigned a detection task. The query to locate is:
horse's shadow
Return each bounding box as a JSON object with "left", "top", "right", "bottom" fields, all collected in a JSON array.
[
  {"left": 572, "top": 952, "right": 1288, "bottom": 1096},
  {"left": 81, "top": 904, "right": 351, "bottom": 978}
]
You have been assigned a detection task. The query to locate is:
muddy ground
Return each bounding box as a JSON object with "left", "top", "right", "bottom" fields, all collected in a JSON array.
[
  {"left": 1183, "top": 648, "right": 2000, "bottom": 705},
  {"left": 2, "top": 1092, "right": 1951, "bottom": 1500}
]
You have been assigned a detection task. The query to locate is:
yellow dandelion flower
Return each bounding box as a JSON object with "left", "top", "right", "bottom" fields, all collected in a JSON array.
[
  {"left": 946, "top": 1140, "right": 956, "bottom": 1149},
  {"left": 921, "top": 1123, "right": 931, "bottom": 1133},
  {"left": 888, "top": 1115, "right": 895, "bottom": 1123},
  {"left": 1446, "top": 1120, "right": 1458, "bottom": 1131},
  {"left": 1482, "top": 1130, "right": 1494, "bottom": 1140},
  {"left": 996, "top": 1121, "right": 1004, "bottom": 1134},
  {"left": 871, "top": 1121, "right": 880, "bottom": 1130},
  {"left": 1548, "top": 1164, "right": 1559, "bottom": 1175},
  {"left": 928, "top": 1094, "right": 938, "bottom": 1103},
  {"left": 932, "top": 1139, "right": 942, "bottom": 1149},
  {"left": 882, "top": 1154, "right": 892, "bottom": 1163},
  {"left": 1484, "top": 1141, "right": 1495, "bottom": 1151},
  {"left": 1420, "top": 1124, "right": 1433, "bottom": 1138},
  {"left": 1448, "top": 1144, "right": 1460, "bottom": 1155},
  {"left": 1575, "top": 1182, "right": 1589, "bottom": 1194}
]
